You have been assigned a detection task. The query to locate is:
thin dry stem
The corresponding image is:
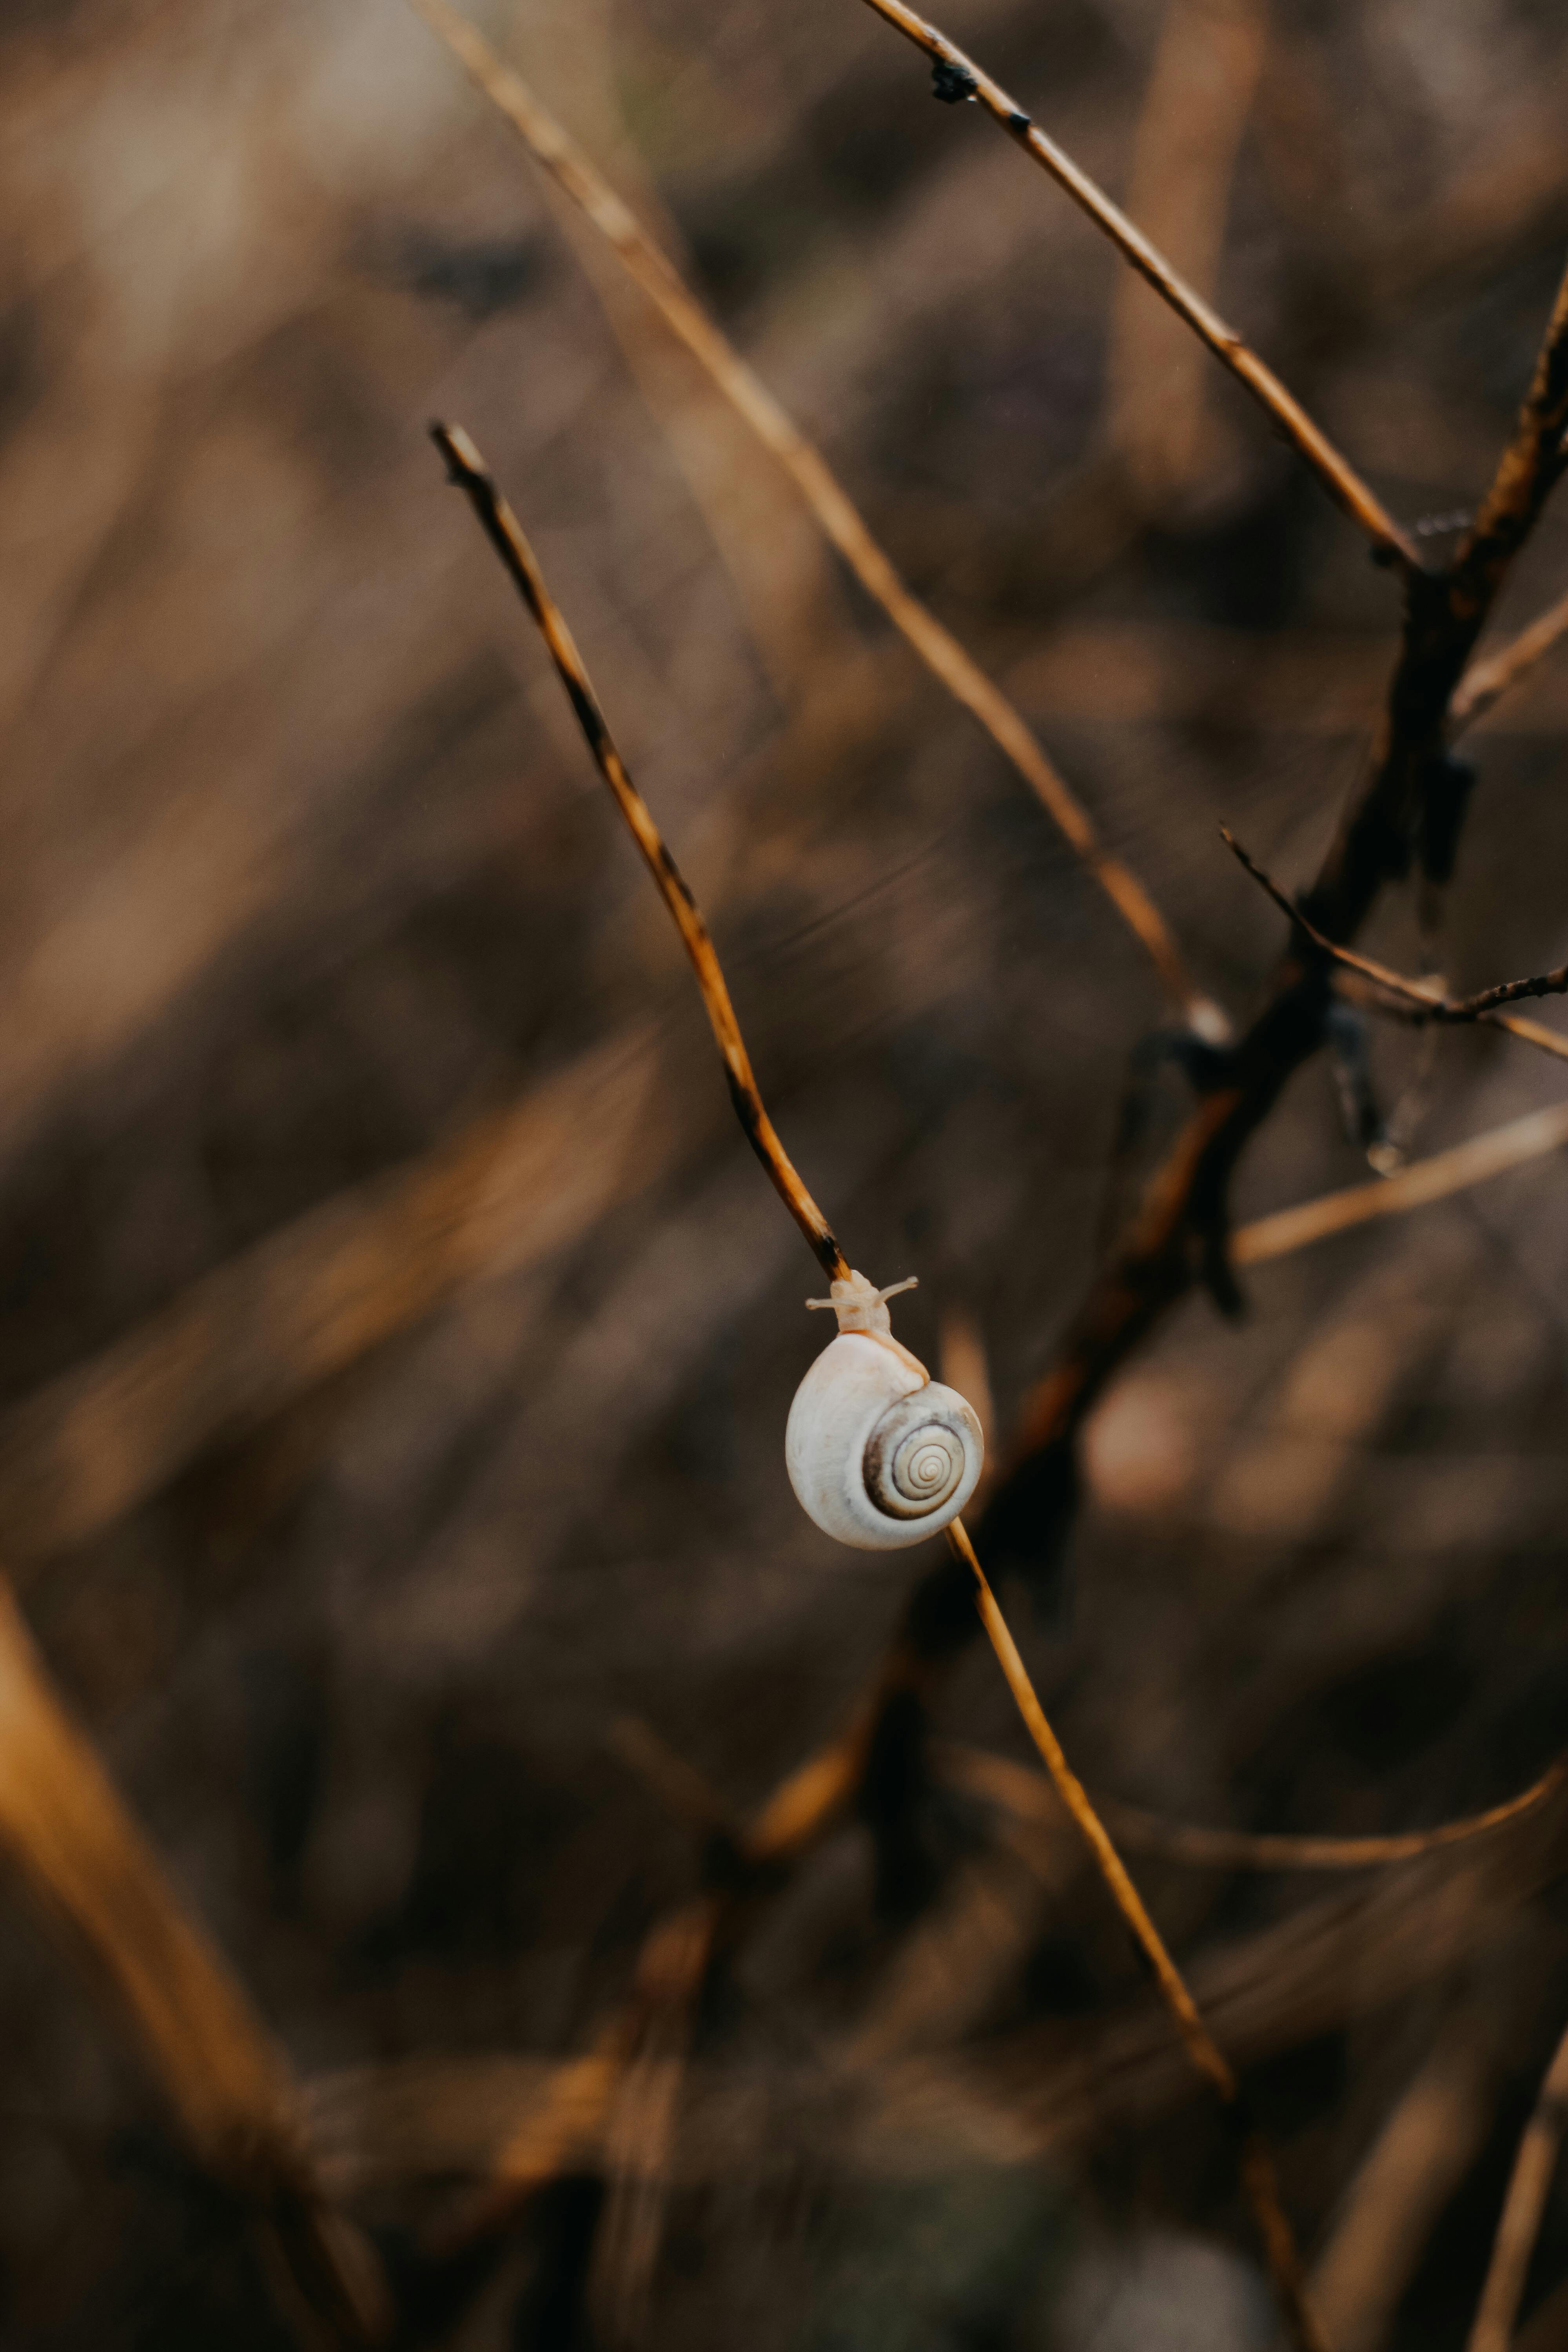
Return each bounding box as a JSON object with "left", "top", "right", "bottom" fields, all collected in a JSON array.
[
  {"left": 1307, "top": 254, "right": 1568, "bottom": 949},
  {"left": 1222, "top": 824, "right": 1568, "bottom": 1063},
  {"left": 407, "top": 0, "right": 1212, "bottom": 1024},
  {"left": 944, "top": 1517, "right": 1328, "bottom": 2352},
  {"left": 312, "top": 1810, "right": 1563, "bottom": 2196},
  {"left": 1311, "top": 2011, "right": 1498, "bottom": 2352},
  {"left": 437, "top": 420, "right": 1321, "bottom": 2348},
  {"left": 853, "top": 265, "right": 1568, "bottom": 1904},
  {"left": 0, "top": 1068, "right": 1563, "bottom": 1577},
  {"left": 1451, "top": 586, "right": 1568, "bottom": 735},
  {"left": 394, "top": 1758, "right": 1568, "bottom": 2243},
  {"left": 434, "top": 1896, "right": 722, "bottom": 2259},
  {"left": 471, "top": 2043, "right": 622, "bottom": 2207},
  {"left": 1467, "top": 2018, "right": 1568, "bottom": 2352},
  {"left": 940, "top": 1740, "right": 1568, "bottom": 1872},
  {"left": 590, "top": 1897, "right": 724, "bottom": 2349},
  {"left": 432, "top": 422, "right": 848, "bottom": 1281},
  {"left": 435, "top": 1682, "right": 882, "bottom": 2256},
  {"left": 853, "top": 0, "right": 1419, "bottom": 570},
  {"left": 0, "top": 1026, "right": 664, "bottom": 1562},
  {"left": 1105, "top": 0, "right": 1269, "bottom": 512},
  {"left": 1233, "top": 1100, "right": 1568, "bottom": 1263},
  {"left": 740, "top": 1682, "right": 888, "bottom": 1864},
  {"left": 0, "top": 1578, "right": 390, "bottom": 2346}
]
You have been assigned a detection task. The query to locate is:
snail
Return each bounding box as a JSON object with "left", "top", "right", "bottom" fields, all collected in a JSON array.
[{"left": 785, "top": 1269, "right": 984, "bottom": 1550}]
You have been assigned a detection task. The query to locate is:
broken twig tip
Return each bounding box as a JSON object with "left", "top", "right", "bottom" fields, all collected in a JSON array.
[{"left": 429, "top": 419, "right": 485, "bottom": 485}]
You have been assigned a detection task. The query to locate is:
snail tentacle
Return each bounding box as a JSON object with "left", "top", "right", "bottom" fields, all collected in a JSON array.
[
  {"left": 785, "top": 1269, "right": 984, "bottom": 1551},
  {"left": 804, "top": 1270, "right": 918, "bottom": 1332}
]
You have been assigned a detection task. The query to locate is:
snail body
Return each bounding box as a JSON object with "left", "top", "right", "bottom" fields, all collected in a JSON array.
[{"left": 786, "top": 1270, "right": 984, "bottom": 1550}]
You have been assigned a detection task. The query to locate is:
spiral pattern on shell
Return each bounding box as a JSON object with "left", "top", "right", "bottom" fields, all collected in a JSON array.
[
  {"left": 785, "top": 1325, "right": 984, "bottom": 1551},
  {"left": 864, "top": 1392, "right": 972, "bottom": 1519}
]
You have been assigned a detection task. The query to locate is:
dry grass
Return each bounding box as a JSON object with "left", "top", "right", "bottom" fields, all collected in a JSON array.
[{"left": 4, "top": 2, "right": 1568, "bottom": 2348}]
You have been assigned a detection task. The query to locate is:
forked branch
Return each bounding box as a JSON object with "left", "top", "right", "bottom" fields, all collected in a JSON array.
[
  {"left": 853, "top": 0, "right": 1420, "bottom": 570},
  {"left": 0, "top": 1061, "right": 1561, "bottom": 1572},
  {"left": 978, "top": 243, "right": 1568, "bottom": 1552},
  {"left": 434, "top": 422, "right": 1327, "bottom": 2352},
  {"left": 1310, "top": 251, "right": 1568, "bottom": 945},
  {"left": 408, "top": 0, "right": 1212, "bottom": 1026},
  {"left": 752, "top": 245, "right": 1568, "bottom": 2167},
  {"left": 1221, "top": 825, "right": 1568, "bottom": 1064}
]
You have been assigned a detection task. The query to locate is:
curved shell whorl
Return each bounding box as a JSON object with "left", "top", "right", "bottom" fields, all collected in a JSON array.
[
  {"left": 785, "top": 1330, "right": 984, "bottom": 1551},
  {"left": 864, "top": 1390, "right": 975, "bottom": 1519}
]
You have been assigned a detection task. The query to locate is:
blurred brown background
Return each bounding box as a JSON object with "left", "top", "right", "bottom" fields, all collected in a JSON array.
[{"left": 4, "top": 0, "right": 1568, "bottom": 2345}]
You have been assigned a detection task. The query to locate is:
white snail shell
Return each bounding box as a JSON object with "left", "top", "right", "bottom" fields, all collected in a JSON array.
[{"left": 785, "top": 1270, "right": 984, "bottom": 1550}]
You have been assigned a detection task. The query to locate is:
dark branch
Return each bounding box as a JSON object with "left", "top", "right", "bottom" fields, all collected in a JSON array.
[
  {"left": 1222, "top": 826, "right": 1568, "bottom": 1039},
  {"left": 859, "top": 250, "right": 1568, "bottom": 1766}
]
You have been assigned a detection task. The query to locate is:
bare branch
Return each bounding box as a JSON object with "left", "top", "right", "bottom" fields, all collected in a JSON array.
[
  {"left": 0, "top": 1026, "right": 665, "bottom": 1562},
  {"left": 407, "top": 0, "right": 1212, "bottom": 1024},
  {"left": 1222, "top": 824, "right": 1568, "bottom": 1062},
  {"left": 314, "top": 1772, "right": 1568, "bottom": 2200},
  {"left": 1311, "top": 2009, "right": 1499, "bottom": 2352},
  {"left": 0, "top": 1579, "right": 390, "bottom": 2346},
  {"left": 1308, "top": 254, "right": 1568, "bottom": 942},
  {"left": 590, "top": 1899, "right": 722, "bottom": 2350},
  {"left": 436, "top": 423, "right": 1323, "bottom": 2352},
  {"left": 853, "top": 0, "right": 1421, "bottom": 569},
  {"left": 1232, "top": 1101, "right": 1568, "bottom": 1264},
  {"left": 946, "top": 1521, "right": 1328, "bottom": 2352},
  {"left": 770, "top": 250, "right": 1568, "bottom": 2112},
  {"left": 1459, "top": 266, "right": 1568, "bottom": 590},
  {"left": 2, "top": 1070, "right": 1561, "bottom": 1578},
  {"left": 432, "top": 423, "right": 848, "bottom": 1280},
  {"left": 1450, "top": 585, "right": 1568, "bottom": 736},
  {"left": 434, "top": 1675, "right": 889, "bottom": 2256},
  {"left": 1466, "top": 2018, "right": 1568, "bottom": 2352},
  {"left": 940, "top": 1741, "right": 1568, "bottom": 1872}
]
